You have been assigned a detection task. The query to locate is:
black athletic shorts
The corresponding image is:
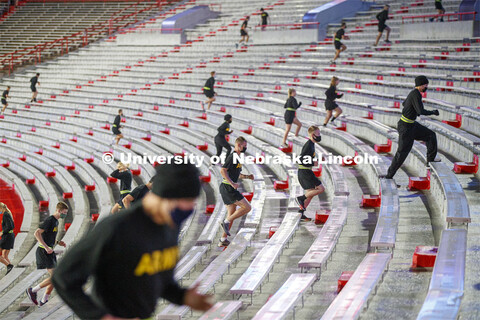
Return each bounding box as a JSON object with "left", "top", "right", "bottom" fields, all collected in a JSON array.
[
  {"left": 36, "top": 246, "right": 57, "bottom": 269},
  {"left": 241, "top": 29, "right": 248, "bottom": 37},
  {"left": 204, "top": 90, "right": 214, "bottom": 98},
  {"left": 435, "top": 2, "right": 444, "bottom": 10},
  {"left": 284, "top": 110, "right": 296, "bottom": 125},
  {"left": 334, "top": 41, "right": 343, "bottom": 50},
  {"left": 325, "top": 99, "right": 338, "bottom": 111},
  {"left": 0, "top": 233, "right": 14, "bottom": 250},
  {"left": 31, "top": 86, "right": 37, "bottom": 93},
  {"left": 378, "top": 23, "right": 388, "bottom": 32},
  {"left": 112, "top": 127, "right": 121, "bottom": 135},
  {"left": 298, "top": 169, "right": 322, "bottom": 190},
  {"left": 1, "top": 99, "right": 6, "bottom": 105},
  {"left": 220, "top": 183, "right": 244, "bottom": 205}
]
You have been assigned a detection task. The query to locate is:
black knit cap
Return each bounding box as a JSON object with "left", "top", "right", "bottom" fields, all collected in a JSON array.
[
  {"left": 224, "top": 114, "right": 232, "bottom": 121},
  {"left": 152, "top": 163, "right": 200, "bottom": 199},
  {"left": 415, "top": 75, "right": 429, "bottom": 87}
]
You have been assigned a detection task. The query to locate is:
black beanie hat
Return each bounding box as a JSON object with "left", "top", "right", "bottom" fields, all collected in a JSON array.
[
  {"left": 224, "top": 114, "right": 232, "bottom": 121},
  {"left": 415, "top": 75, "right": 429, "bottom": 87},
  {"left": 152, "top": 163, "right": 200, "bottom": 199}
]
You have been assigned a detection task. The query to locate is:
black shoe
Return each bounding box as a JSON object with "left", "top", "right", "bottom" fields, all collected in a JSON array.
[
  {"left": 220, "top": 221, "right": 231, "bottom": 236},
  {"left": 295, "top": 196, "right": 306, "bottom": 211},
  {"left": 38, "top": 299, "right": 48, "bottom": 307},
  {"left": 26, "top": 288, "right": 38, "bottom": 305},
  {"left": 218, "top": 238, "right": 231, "bottom": 247},
  {"left": 6, "top": 264, "right": 13, "bottom": 274},
  {"left": 300, "top": 213, "right": 312, "bottom": 222}
]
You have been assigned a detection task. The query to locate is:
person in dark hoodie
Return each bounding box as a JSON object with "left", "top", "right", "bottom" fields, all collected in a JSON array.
[
  {"left": 110, "top": 162, "right": 133, "bottom": 214},
  {"left": 201, "top": 71, "right": 217, "bottom": 111},
  {"left": 323, "top": 76, "right": 343, "bottom": 126},
  {"left": 385, "top": 76, "right": 440, "bottom": 179},
  {"left": 215, "top": 114, "right": 233, "bottom": 159},
  {"left": 374, "top": 5, "right": 391, "bottom": 46},
  {"left": 281, "top": 88, "right": 302, "bottom": 148},
  {"left": 52, "top": 163, "right": 213, "bottom": 320}
]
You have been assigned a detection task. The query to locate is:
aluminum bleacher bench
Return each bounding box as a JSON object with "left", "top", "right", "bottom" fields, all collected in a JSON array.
[
  {"left": 0, "top": 270, "right": 46, "bottom": 314},
  {"left": 298, "top": 195, "right": 348, "bottom": 276},
  {"left": 320, "top": 253, "right": 391, "bottom": 319},
  {"left": 0, "top": 268, "right": 26, "bottom": 293},
  {"left": 244, "top": 164, "right": 267, "bottom": 229},
  {"left": 1, "top": 312, "right": 25, "bottom": 320},
  {"left": 370, "top": 178, "right": 400, "bottom": 251},
  {"left": 229, "top": 211, "right": 301, "bottom": 303},
  {"left": 158, "top": 228, "right": 255, "bottom": 320},
  {"left": 197, "top": 301, "right": 243, "bottom": 320},
  {"left": 252, "top": 273, "right": 316, "bottom": 320},
  {"left": 416, "top": 229, "right": 467, "bottom": 320},
  {"left": 174, "top": 245, "right": 209, "bottom": 282}
]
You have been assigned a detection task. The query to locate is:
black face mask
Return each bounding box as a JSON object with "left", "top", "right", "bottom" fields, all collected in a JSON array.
[
  {"left": 313, "top": 135, "right": 321, "bottom": 142},
  {"left": 422, "top": 87, "right": 428, "bottom": 92},
  {"left": 241, "top": 146, "right": 247, "bottom": 153},
  {"left": 228, "top": 120, "right": 232, "bottom": 123},
  {"left": 170, "top": 208, "right": 195, "bottom": 227}
]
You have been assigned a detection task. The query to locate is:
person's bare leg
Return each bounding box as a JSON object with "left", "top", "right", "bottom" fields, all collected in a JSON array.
[
  {"left": 1, "top": 103, "right": 7, "bottom": 113},
  {"left": 293, "top": 117, "right": 302, "bottom": 136},
  {"left": 334, "top": 107, "right": 343, "bottom": 118},
  {"left": 324, "top": 110, "right": 333, "bottom": 125},
  {"left": 385, "top": 27, "right": 391, "bottom": 41},
  {"left": 3, "top": 249, "right": 10, "bottom": 265},
  {"left": 0, "top": 254, "right": 8, "bottom": 266},
  {"left": 374, "top": 32, "right": 382, "bottom": 46},
  {"left": 207, "top": 97, "right": 215, "bottom": 110},
  {"left": 226, "top": 198, "right": 251, "bottom": 222},
  {"left": 246, "top": 35, "right": 249, "bottom": 43},
  {"left": 222, "top": 204, "right": 236, "bottom": 238},
  {"left": 304, "top": 185, "right": 325, "bottom": 209},
  {"left": 333, "top": 49, "right": 341, "bottom": 62},
  {"left": 239, "top": 36, "right": 245, "bottom": 44},
  {"left": 111, "top": 203, "right": 120, "bottom": 214},
  {"left": 282, "top": 124, "right": 292, "bottom": 145}
]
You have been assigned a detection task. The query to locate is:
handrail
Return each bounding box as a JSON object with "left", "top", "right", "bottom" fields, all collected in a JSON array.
[
  {"left": 402, "top": 11, "right": 476, "bottom": 23},
  {"left": 0, "top": 0, "right": 181, "bottom": 74},
  {"left": 253, "top": 21, "right": 319, "bottom": 30}
]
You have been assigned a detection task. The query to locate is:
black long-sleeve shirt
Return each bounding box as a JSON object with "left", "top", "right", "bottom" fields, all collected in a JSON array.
[
  {"left": 325, "top": 85, "right": 343, "bottom": 102},
  {"left": 203, "top": 77, "right": 215, "bottom": 94},
  {"left": 402, "top": 89, "right": 435, "bottom": 121},
  {"left": 110, "top": 169, "right": 132, "bottom": 193},
  {"left": 1, "top": 213, "right": 14, "bottom": 234},
  {"left": 216, "top": 121, "right": 232, "bottom": 137},
  {"left": 376, "top": 9, "right": 389, "bottom": 24},
  {"left": 52, "top": 203, "right": 186, "bottom": 319},
  {"left": 284, "top": 96, "right": 301, "bottom": 111},
  {"left": 113, "top": 115, "right": 121, "bottom": 128}
]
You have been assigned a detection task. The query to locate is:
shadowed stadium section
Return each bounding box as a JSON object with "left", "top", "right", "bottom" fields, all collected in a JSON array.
[{"left": 0, "top": 178, "right": 24, "bottom": 235}]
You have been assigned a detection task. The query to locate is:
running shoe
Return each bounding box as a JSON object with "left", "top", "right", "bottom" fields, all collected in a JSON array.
[
  {"left": 281, "top": 143, "right": 288, "bottom": 148},
  {"left": 295, "top": 196, "right": 306, "bottom": 211},
  {"left": 38, "top": 299, "right": 49, "bottom": 307},
  {"left": 6, "top": 264, "right": 13, "bottom": 275},
  {"left": 300, "top": 213, "right": 312, "bottom": 222},
  {"left": 218, "top": 238, "right": 231, "bottom": 247},
  {"left": 26, "top": 288, "right": 38, "bottom": 305},
  {"left": 220, "top": 221, "right": 231, "bottom": 236}
]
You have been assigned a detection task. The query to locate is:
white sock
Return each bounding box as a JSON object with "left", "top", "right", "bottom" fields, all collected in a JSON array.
[
  {"left": 224, "top": 219, "right": 230, "bottom": 224},
  {"left": 32, "top": 285, "right": 41, "bottom": 293},
  {"left": 221, "top": 236, "right": 227, "bottom": 242},
  {"left": 41, "top": 293, "right": 50, "bottom": 303}
]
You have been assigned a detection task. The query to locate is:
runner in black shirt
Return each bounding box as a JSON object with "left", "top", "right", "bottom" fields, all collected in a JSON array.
[
  {"left": 201, "top": 71, "right": 217, "bottom": 111},
  {"left": 219, "top": 137, "right": 254, "bottom": 247},
  {"left": 374, "top": 5, "right": 391, "bottom": 46},
  {"left": 430, "top": 0, "right": 445, "bottom": 22},
  {"left": 1, "top": 86, "right": 9, "bottom": 115},
  {"left": 237, "top": 16, "right": 250, "bottom": 47},
  {"left": 112, "top": 109, "right": 124, "bottom": 145},
  {"left": 323, "top": 76, "right": 344, "bottom": 126},
  {"left": 120, "top": 178, "right": 154, "bottom": 211},
  {"left": 215, "top": 114, "right": 233, "bottom": 158},
  {"left": 282, "top": 88, "right": 303, "bottom": 148},
  {"left": 30, "top": 73, "right": 40, "bottom": 102},
  {"left": 0, "top": 202, "right": 15, "bottom": 274},
  {"left": 26, "top": 202, "right": 68, "bottom": 307},
  {"left": 385, "top": 76, "right": 440, "bottom": 179},
  {"left": 260, "top": 8, "right": 270, "bottom": 30},
  {"left": 110, "top": 162, "right": 133, "bottom": 214},
  {"left": 52, "top": 163, "right": 213, "bottom": 319},
  {"left": 295, "top": 126, "right": 325, "bottom": 221},
  {"left": 331, "top": 23, "right": 347, "bottom": 64}
]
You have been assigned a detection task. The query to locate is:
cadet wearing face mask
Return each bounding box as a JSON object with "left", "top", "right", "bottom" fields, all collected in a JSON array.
[
  {"left": 295, "top": 126, "right": 325, "bottom": 221},
  {"left": 385, "top": 76, "right": 440, "bottom": 179},
  {"left": 219, "top": 136, "right": 254, "bottom": 247},
  {"left": 26, "top": 202, "right": 69, "bottom": 307},
  {"left": 215, "top": 114, "right": 234, "bottom": 159}
]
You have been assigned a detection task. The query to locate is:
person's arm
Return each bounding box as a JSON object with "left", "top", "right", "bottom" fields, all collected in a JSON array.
[
  {"left": 412, "top": 93, "right": 437, "bottom": 116},
  {"left": 52, "top": 222, "right": 114, "bottom": 320},
  {"left": 239, "top": 173, "right": 254, "bottom": 180},
  {"left": 336, "top": 91, "right": 343, "bottom": 99},
  {"left": 110, "top": 169, "right": 121, "bottom": 179},
  {"left": 34, "top": 227, "right": 53, "bottom": 254},
  {"left": 376, "top": 12, "right": 381, "bottom": 20},
  {"left": 122, "top": 194, "right": 134, "bottom": 209},
  {"left": 220, "top": 168, "right": 238, "bottom": 189}
]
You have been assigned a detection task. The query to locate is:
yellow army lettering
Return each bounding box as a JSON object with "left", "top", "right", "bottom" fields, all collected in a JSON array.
[{"left": 134, "top": 246, "right": 179, "bottom": 276}]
